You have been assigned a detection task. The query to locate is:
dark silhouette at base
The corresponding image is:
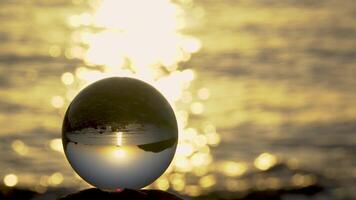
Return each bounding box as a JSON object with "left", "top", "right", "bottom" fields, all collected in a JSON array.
[{"left": 58, "top": 188, "right": 183, "bottom": 200}]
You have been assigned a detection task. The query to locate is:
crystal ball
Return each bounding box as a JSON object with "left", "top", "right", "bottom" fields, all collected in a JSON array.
[{"left": 62, "top": 77, "right": 178, "bottom": 190}]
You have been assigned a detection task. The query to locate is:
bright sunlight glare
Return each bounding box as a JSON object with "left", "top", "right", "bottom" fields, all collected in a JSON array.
[
  {"left": 57, "top": 0, "right": 224, "bottom": 194},
  {"left": 116, "top": 132, "right": 123, "bottom": 146}
]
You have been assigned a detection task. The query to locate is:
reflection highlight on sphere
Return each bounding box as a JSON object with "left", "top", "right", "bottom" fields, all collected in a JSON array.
[{"left": 62, "top": 77, "right": 178, "bottom": 190}]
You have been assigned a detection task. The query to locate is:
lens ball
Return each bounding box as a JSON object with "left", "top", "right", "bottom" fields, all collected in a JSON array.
[{"left": 62, "top": 77, "right": 178, "bottom": 190}]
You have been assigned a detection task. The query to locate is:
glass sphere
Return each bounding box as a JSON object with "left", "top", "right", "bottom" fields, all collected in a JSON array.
[{"left": 62, "top": 77, "right": 178, "bottom": 190}]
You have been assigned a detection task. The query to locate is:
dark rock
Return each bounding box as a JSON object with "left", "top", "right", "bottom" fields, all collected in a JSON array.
[
  {"left": 58, "top": 188, "right": 183, "bottom": 200},
  {"left": 0, "top": 186, "right": 38, "bottom": 200},
  {"left": 194, "top": 184, "right": 324, "bottom": 200}
]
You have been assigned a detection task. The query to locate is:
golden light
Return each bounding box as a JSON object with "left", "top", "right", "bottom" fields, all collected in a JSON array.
[
  {"left": 83, "top": 31, "right": 126, "bottom": 67},
  {"left": 155, "top": 177, "right": 170, "bottom": 190},
  {"left": 34, "top": 185, "right": 47, "bottom": 194},
  {"left": 113, "top": 148, "right": 126, "bottom": 159},
  {"left": 182, "top": 128, "right": 197, "bottom": 141},
  {"left": 192, "top": 134, "right": 207, "bottom": 148},
  {"left": 11, "top": 140, "right": 29, "bottom": 156},
  {"left": 39, "top": 176, "right": 49, "bottom": 187},
  {"left": 181, "top": 91, "right": 193, "bottom": 103},
  {"left": 174, "top": 156, "right": 192, "bottom": 172},
  {"left": 170, "top": 173, "right": 185, "bottom": 191},
  {"left": 66, "top": 89, "right": 78, "bottom": 101},
  {"left": 203, "top": 124, "right": 216, "bottom": 134},
  {"left": 200, "top": 145, "right": 210, "bottom": 154},
  {"left": 93, "top": 0, "right": 183, "bottom": 31},
  {"left": 63, "top": 0, "right": 202, "bottom": 112},
  {"left": 181, "top": 37, "right": 202, "bottom": 53},
  {"left": 58, "top": 0, "right": 222, "bottom": 191},
  {"left": 291, "top": 174, "right": 316, "bottom": 187},
  {"left": 61, "top": 72, "right": 74, "bottom": 85},
  {"left": 70, "top": 0, "right": 200, "bottom": 78},
  {"left": 206, "top": 132, "right": 221, "bottom": 146},
  {"left": 103, "top": 146, "right": 131, "bottom": 161},
  {"left": 48, "top": 172, "right": 64, "bottom": 186},
  {"left": 48, "top": 45, "right": 61, "bottom": 57},
  {"left": 184, "top": 185, "right": 201, "bottom": 197},
  {"left": 3, "top": 174, "right": 18, "bottom": 187},
  {"left": 116, "top": 132, "right": 123, "bottom": 146},
  {"left": 190, "top": 152, "right": 212, "bottom": 167},
  {"left": 219, "top": 161, "right": 248, "bottom": 177},
  {"left": 192, "top": 165, "right": 209, "bottom": 177},
  {"left": 49, "top": 139, "right": 63, "bottom": 153},
  {"left": 199, "top": 175, "right": 216, "bottom": 188},
  {"left": 197, "top": 88, "right": 210, "bottom": 100},
  {"left": 176, "top": 143, "right": 194, "bottom": 157},
  {"left": 203, "top": 124, "right": 221, "bottom": 146},
  {"left": 190, "top": 102, "right": 204, "bottom": 115},
  {"left": 254, "top": 152, "right": 278, "bottom": 171},
  {"left": 51, "top": 96, "right": 64, "bottom": 108}
]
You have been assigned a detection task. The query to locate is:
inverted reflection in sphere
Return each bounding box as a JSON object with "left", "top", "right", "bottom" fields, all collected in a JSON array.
[{"left": 62, "top": 77, "right": 178, "bottom": 190}]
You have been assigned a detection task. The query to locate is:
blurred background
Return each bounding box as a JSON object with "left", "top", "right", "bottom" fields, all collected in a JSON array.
[{"left": 0, "top": 0, "right": 355, "bottom": 199}]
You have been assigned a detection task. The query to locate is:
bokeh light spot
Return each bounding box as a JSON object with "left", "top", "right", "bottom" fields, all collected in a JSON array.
[
  {"left": 49, "top": 45, "right": 61, "bottom": 57},
  {"left": 220, "top": 161, "right": 248, "bottom": 177},
  {"left": 3, "top": 174, "right": 18, "bottom": 187},
  {"left": 49, "top": 139, "right": 63, "bottom": 153},
  {"left": 61, "top": 72, "right": 74, "bottom": 85},
  {"left": 199, "top": 175, "right": 216, "bottom": 188},
  {"left": 11, "top": 140, "right": 29, "bottom": 156},
  {"left": 49, "top": 172, "right": 63, "bottom": 186},
  {"left": 155, "top": 177, "right": 170, "bottom": 190},
  {"left": 190, "top": 102, "right": 204, "bottom": 115},
  {"left": 51, "top": 96, "right": 64, "bottom": 108},
  {"left": 254, "top": 153, "right": 277, "bottom": 171},
  {"left": 197, "top": 88, "right": 210, "bottom": 100}
]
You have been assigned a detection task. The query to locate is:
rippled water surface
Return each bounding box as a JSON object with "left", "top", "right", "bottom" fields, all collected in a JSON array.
[{"left": 0, "top": 0, "right": 355, "bottom": 199}]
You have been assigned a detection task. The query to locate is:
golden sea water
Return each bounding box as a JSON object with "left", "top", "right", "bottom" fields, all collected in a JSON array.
[{"left": 0, "top": 0, "right": 355, "bottom": 199}]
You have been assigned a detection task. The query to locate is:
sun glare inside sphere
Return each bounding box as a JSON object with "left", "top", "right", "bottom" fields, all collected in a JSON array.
[{"left": 62, "top": 77, "right": 178, "bottom": 190}]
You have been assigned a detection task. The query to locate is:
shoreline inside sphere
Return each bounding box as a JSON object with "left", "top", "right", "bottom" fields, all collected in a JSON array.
[{"left": 62, "top": 77, "right": 178, "bottom": 190}]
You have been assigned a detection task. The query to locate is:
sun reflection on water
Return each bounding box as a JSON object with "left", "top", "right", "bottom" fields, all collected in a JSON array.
[
  {"left": 116, "top": 132, "right": 123, "bottom": 146},
  {"left": 0, "top": 0, "right": 352, "bottom": 197},
  {"left": 53, "top": 0, "right": 225, "bottom": 195}
]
